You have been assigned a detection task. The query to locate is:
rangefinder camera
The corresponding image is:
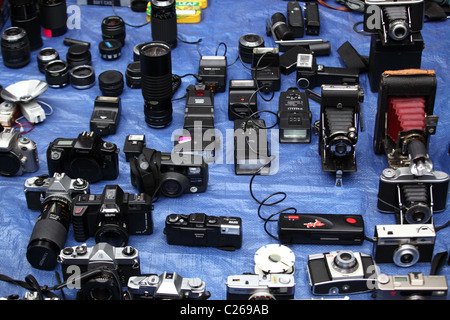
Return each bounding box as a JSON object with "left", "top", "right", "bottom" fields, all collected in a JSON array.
[
  {"left": 373, "top": 224, "right": 435, "bottom": 267},
  {"left": 126, "top": 272, "right": 211, "bottom": 300},
  {"left": 71, "top": 184, "right": 153, "bottom": 247},
  {"left": 164, "top": 213, "right": 242, "bottom": 251},
  {"left": 374, "top": 272, "right": 448, "bottom": 300},
  {"left": 226, "top": 273, "right": 295, "bottom": 300},
  {"left": 0, "top": 128, "right": 39, "bottom": 176},
  {"left": 307, "top": 250, "right": 377, "bottom": 295},
  {"left": 47, "top": 131, "right": 119, "bottom": 183}
]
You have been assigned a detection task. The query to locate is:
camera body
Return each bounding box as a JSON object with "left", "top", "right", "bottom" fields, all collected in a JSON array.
[
  {"left": 307, "top": 251, "right": 377, "bottom": 295},
  {"left": 47, "top": 131, "right": 119, "bottom": 183},
  {"left": 226, "top": 273, "right": 295, "bottom": 300},
  {"left": 164, "top": 213, "right": 242, "bottom": 250},
  {"left": 377, "top": 167, "right": 449, "bottom": 224},
  {"left": 373, "top": 224, "right": 435, "bottom": 267},
  {"left": 126, "top": 272, "right": 211, "bottom": 300},
  {"left": 59, "top": 243, "right": 141, "bottom": 300},
  {"left": 0, "top": 128, "right": 39, "bottom": 176},
  {"left": 374, "top": 272, "right": 448, "bottom": 300},
  {"left": 317, "top": 85, "right": 363, "bottom": 180},
  {"left": 71, "top": 185, "right": 153, "bottom": 247},
  {"left": 130, "top": 147, "right": 208, "bottom": 198},
  {"left": 278, "top": 87, "right": 311, "bottom": 143}
]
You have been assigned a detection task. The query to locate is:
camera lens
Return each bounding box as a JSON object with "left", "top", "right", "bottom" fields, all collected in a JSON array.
[
  {"left": 98, "top": 70, "right": 124, "bottom": 97},
  {"left": 125, "top": 61, "right": 141, "bottom": 89},
  {"left": 160, "top": 172, "right": 189, "bottom": 197},
  {"left": 333, "top": 251, "right": 358, "bottom": 273},
  {"left": 0, "top": 151, "right": 21, "bottom": 176},
  {"left": 37, "top": 47, "right": 60, "bottom": 73},
  {"left": 271, "top": 12, "right": 294, "bottom": 41},
  {"left": 1, "top": 27, "right": 30, "bottom": 69},
  {"left": 66, "top": 44, "right": 92, "bottom": 69},
  {"left": 26, "top": 195, "right": 71, "bottom": 270},
  {"left": 38, "top": 0, "right": 68, "bottom": 37},
  {"left": 150, "top": 0, "right": 178, "bottom": 49},
  {"left": 81, "top": 271, "right": 122, "bottom": 300},
  {"left": 239, "top": 34, "right": 265, "bottom": 64},
  {"left": 383, "top": 6, "right": 409, "bottom": 41},
  {"left": 45, "top": 60, "right": 70, "bottom": 88},
  {"left": 140, "top": 41, "right": 173, "bottom": 128},
  {"left": 133, "top": 42, "right": 151, "bottom": 61},
  {"left": 101, "top": 16, "right": 126, "bottom": 47},
  {"left": 393, "top": 244, "right": 420, "bottom": 267},
  {"left": 98, "top": 39, "right": 122, "bottom": 61},
  {"left": 70, "top": 65, "right": 96, "bottom": 90},
  {"left": 9, "top": 0, "right": 43, "bottom": 51},
  {"left": 330, "top": 138, "right": 353, "bottom": 158}
]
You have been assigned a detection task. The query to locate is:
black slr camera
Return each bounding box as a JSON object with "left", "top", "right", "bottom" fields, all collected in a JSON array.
[
  {"left": 71, "top": 185, "right": 153, "bottom": 247},
  {"left": 47, "top": 131, "right": 119, "bottom": 183},
  {"left": 59, "top": 243, "right": 141, "bottom": 300},
  {"left": 129, "top": 147, "right": 208, "bottom": 198},
  {"left": 164, "top": 213, "right": 242, "bottom": 251},
  {"left": 316, "top": 84, "right": 363, "bottom": 184}
]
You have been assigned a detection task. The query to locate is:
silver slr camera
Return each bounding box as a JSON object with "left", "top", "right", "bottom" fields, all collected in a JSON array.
[
  {"left": 225, "top": 273, "right": 296, "bottom": 300},
  {"left": 374, "top": 272, "right": 448, "bottom": 300},
  {"left": 0, "top": 128, "right": 38, "bottom": 176},
  {"left": 125, "top": 272, "right": 211, "bottom": 300}
]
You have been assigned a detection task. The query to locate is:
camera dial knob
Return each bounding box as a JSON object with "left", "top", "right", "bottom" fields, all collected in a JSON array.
[{"left": 188, "top": 278, "right": 203, "bottom": 289}]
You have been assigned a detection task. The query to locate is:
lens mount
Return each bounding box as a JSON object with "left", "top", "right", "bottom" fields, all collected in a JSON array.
[
  {"left": 81, "top": 269, "right": 122, "bottom": 300},
  {"left": 95, "top": 221, "right": 129, "bottom": 247}
]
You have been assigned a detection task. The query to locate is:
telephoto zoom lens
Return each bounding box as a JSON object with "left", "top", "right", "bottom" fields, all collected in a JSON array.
[
  {"left": 1, "top": 27, "right": 30, "bottom": 68},
  {"left": 26, "top": 195, "right": 72, "bottom": 270},
  {"left": 151, "top": 0, "right": 177, "bottom": 49},
  {"left": 38, "top": 0, "right": 68, "bottom": 37},
  {"left": 101, "top": 16, "right": 126, "bottom": 47},
  {"left": 140, "top": 41, "right": 173, "bottom": 128},
  {"left": 9, "top": 0, "right": 43, "bottom": 51}
]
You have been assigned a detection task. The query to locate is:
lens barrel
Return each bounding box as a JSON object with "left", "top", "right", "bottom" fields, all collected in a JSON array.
[
  {"left": 9, "top": 0, "right": 43, "bottom": 51},
  {"left": 45, "top": 59, "right": 70, "bottom": 88},
  {"left": 26, "top": 195, "right": 71, "bottom": 270},
  {"left": 239, "top": 34, "right": 265, "bottom": 64},
  {"left": 1, "top": 27, "right": 31, "bottom": 68},
  {"left": 70, "top": 65, "right": 96, "bottom": 90},
  {"left": 101, "top": 16, "right": 126, "bottom": 47},
  {"left": 140, "top": 41, "right": 173, "bottom": 128},
  {"left": 151, "top": 0, "right": 178, "bottom": 49},
  {"left": 38, "top": 0, "right": 68, "bottom": 37},
  {"left": 37, "top": 47, "right": 59, "bottom": 73}
]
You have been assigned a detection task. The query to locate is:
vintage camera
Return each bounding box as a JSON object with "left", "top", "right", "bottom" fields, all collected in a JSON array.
[
  {"left": 228, "top": 79, "right": 258, "bottom": 121},
  {"left": 0, "top": 101, "right": 20, "bottom": 128},
  {"left": 278, "top": 87, "right": 311, "bottom": 143},
  {"left": 373, "top": 69, "right": 439, "bottom": 169},
  {"left": 363, "top": 0, "right": 425, "bottom": 91},
  {"left": 316, "top": 85, "right": 363, "bottom": 185},
  {"left": 59, "top": 242, "right": 141, "bottom": 300},
  {"left": 71, "top": 185, "right": 153, "bottom": 247},
  {"left": 251, "top": 47, "right": 281, "bottom": 93},
  {"left": 164, "top": 213, "right": 242, "bottom": 251},
  {"left": 373, "top": 224, "right": 435, "bottom": 267},
  {"left": 125, "top": 272, "right": 211, "bottom": 300},
  {"left": 129, "top": 147, "right": 208, "bottom": 198},
  {"left": 296, "top": 53, "right": 359, "bottom": 90},
  {"left": 47, "top": 131, "right": 119, "bottom": 183},
  {"left": 226, "top": 273, "right": 295, "bottom": 300},
  {"left": 24, "top": 173, "right": 90, "bottom": 270},
  {"left": 377, "top": 167, "right": 448, "bottom": 224},
  {"left": 374, "top": 272, "right": 448, "bottom": 300},
  {"left": 0, "top": 128, "right": 39, "bottom": 176},
  {"left": 307, "top": 250, "right": 377, "bottom": 295}
]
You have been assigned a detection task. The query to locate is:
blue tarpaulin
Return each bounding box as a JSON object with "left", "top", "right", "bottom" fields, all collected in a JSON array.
[{"left": 0, "top": 0, "right": 448, "bottom": 301}]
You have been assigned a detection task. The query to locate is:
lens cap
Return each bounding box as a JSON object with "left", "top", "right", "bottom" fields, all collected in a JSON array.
[{"left": 26, "top": 239, "right": 59, "bottom": 270}]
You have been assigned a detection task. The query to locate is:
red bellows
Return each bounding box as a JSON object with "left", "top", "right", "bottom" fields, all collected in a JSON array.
[{"left": 386, "top": 96, "right": 427, "bottom": 143}]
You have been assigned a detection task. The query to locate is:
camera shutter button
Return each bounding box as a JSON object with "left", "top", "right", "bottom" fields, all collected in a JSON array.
[
  {"left": 103, "top": 142, "right": 114, "bottom": 150},
  {"left": 188, "top": 278, "right": 203, "bottom": 289},
  {"left": 168, "top": 214, "right": 180, "bottom": 223}
]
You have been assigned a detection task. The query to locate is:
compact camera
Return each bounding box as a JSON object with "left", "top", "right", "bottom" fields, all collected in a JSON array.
[
  {"left": 129, "top": 147, "right": 208, "bottom": 198},
  {"left": 316, "top": 85, "right": 363, "bottom": 184},
  {"left": 363, "top": 0, "right": 425, "bottom": 91},
  {"left": 226, "top": 273, "right": 295, "bottom": 300},
  {"left": 377, "top": 167, "right": 448, "bottom": 224},
  {"left": 125, "top": 272, "right": 211, "bottom": 300},
  {"left": 164, "top": 213, "right": 242, "bottom": 251},
  {"left": 307, "top": 251, "right": 377, "bottom": 295},
  {"left": 47, "top": 131, "right": 119, "bottom": 183},
  {"left": 71, "top": 185, "right": 153, "bottom": 247},
  {"left": 373, "top": 224, "right": 435, "bottom": 267},
  {"left": 24, "top": 173, "right": 90, "bottom": 270},
  {"left": 0, "top": 128, "right": 39, "bottom": 176},
  {"left": 59, "top": 242, "right": 141, "bottom": 300},
  {"left": 374, "top": 272, "right": 448, "bottom": 300}
]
